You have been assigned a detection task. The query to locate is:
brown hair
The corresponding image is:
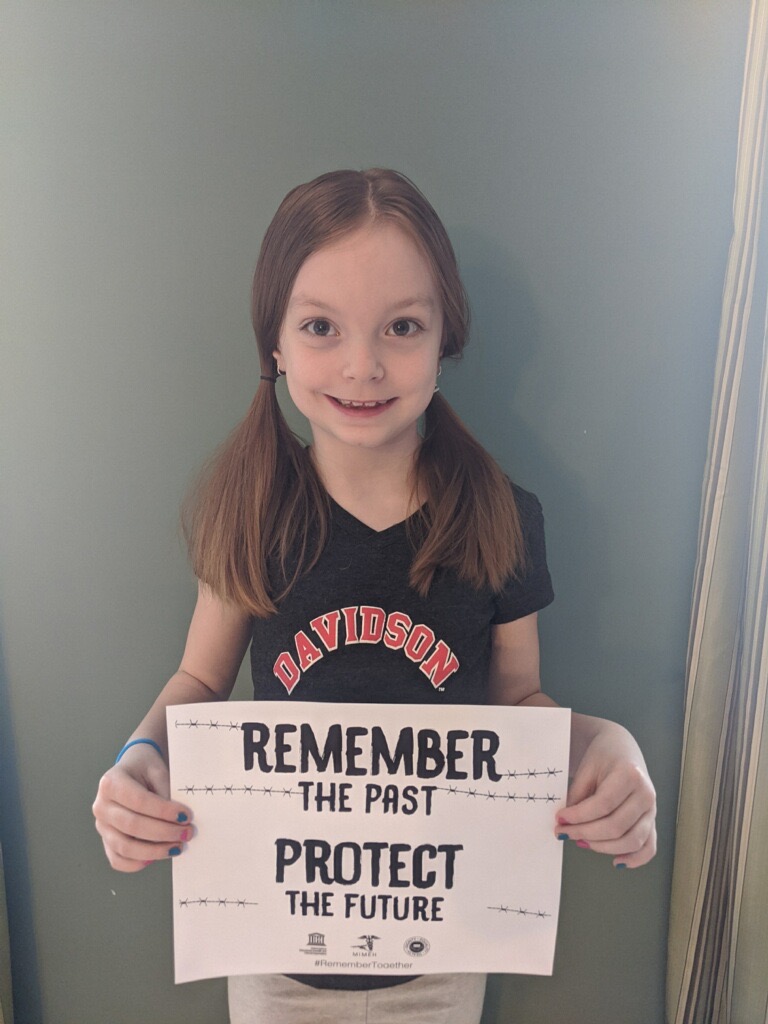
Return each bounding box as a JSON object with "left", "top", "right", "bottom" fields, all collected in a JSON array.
[{"left": 182, "top": 168, "right": 525, "bottom": 615}]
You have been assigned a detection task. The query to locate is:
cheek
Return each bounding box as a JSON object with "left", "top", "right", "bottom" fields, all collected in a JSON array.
[
  {"left": 283, "top": 358, "right": 328, "bottom": 405},
  {"left": 413, "top": 349, "right": 442, "bottom": 381},
  {"left": 283, "top": 378, "right": 318, "bottom": 422}
]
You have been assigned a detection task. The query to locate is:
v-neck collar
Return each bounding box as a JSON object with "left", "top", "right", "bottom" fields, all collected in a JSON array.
[{"left": 329, "top": 497, "right": 425, "bottom": 547}]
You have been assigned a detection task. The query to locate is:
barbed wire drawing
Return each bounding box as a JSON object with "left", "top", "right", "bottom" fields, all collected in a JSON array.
[
  {"left": 487, "top": 905, "right": 551, "bottom": 919},
  {"left": 174, "top": 719, "right": 242, "bottom": 731},
  {"left": 178, "top": 897, "right": 258, "bottom": 909},
  {"left": 178, "top": 785, "right": 302, "bottom": 797},
  {"left": 433, "top": 786, "right": 560, "bottom": 802},
  {"left": 175, "top": 782, "right": 562, "bottom": 803},
  {"left": 500, "top": 768, "right": 562, "bottom": 779}
]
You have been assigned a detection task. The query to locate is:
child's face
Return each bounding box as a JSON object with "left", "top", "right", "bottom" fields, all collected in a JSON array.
[{"left": 275, "top": 221, "right": 443, "bottom": 465}]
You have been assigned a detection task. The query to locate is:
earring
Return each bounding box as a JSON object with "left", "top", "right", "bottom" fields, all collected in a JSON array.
[
  {"left": 433, "top": 363, "right": 442, "bottom": 393},
  {"left": 277, "top": 367, "right": 286, "bottom": 377}
]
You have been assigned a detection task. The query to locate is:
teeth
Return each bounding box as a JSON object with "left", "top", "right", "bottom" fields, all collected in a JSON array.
[{"left": 338, "top": 399, "right": 386, "bottom": 408}]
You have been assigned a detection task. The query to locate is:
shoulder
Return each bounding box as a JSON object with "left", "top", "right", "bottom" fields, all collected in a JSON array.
[
  {"left": 506, "top": 479, "right": 549, "bottom": 563},
  {"left": 507, "top": 479, "right": 546, "bottom": 530},
  {"left": 490, "top": 479, "right": 554, "bottom": 624},
  {"left": 512, "top": 475, "right": 548, "bottom": 516}
]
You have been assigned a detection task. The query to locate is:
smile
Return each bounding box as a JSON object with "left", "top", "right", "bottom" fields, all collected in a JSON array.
[{"left": 332, "top": 398, "right": 394, "bottom": 408}]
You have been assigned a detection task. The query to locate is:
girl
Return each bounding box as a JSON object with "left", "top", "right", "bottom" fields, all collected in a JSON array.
[{"left": 93, "top": 168, "right": 656, "bottom": 1024}]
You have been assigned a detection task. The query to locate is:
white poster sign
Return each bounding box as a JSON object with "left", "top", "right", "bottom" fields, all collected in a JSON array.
[{"left": 167, "top": 701, "right": 570, "bottom": 983}]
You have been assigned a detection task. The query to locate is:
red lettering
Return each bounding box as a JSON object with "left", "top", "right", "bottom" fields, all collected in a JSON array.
[
  {"left": 342, "top": 606, "right": 360, "bottom": 644},
  {"left": 384, "top": 612, "right": 412, "bottom": 650},
  {"left": 309, "top": 610, "right": 341, "bottom": 652},
  {"left": 274, "top": 652, "right": 301, "bottom": 694},
  {"left": 360, "top": 606, "right": 386, "bottom": 643},
  {"left": 404, "top": 624, "right": 435, "bottom": 663},
  {"left": 295, "top": 630, "right": 323, "bottom": 671},
  {"left": 275, "top": 608, "right": 458, "bottom": 693},
  {"left": 419, "top": 640, "right": 460, "bottom": 687}
]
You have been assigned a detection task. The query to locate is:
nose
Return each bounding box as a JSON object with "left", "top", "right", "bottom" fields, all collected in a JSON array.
[{"left": 341, "top": 339, "right": 384, "bottom": 382}]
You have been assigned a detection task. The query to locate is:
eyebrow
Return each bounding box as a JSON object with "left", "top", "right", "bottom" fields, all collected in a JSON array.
[{"left": 288, "top": 294, "right": 436, "bottom": 313}]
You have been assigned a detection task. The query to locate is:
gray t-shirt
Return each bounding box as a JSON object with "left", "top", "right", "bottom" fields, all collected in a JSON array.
[
  {"left": 248, "top": 483, "right": 554, "bottom": 991},
  {"left": 250, "top": 484, "right": 554, "bottom": 707}
]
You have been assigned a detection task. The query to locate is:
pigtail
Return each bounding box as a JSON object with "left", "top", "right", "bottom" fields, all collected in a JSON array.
[
  {"left": 408, "top": 391, "right": 526, "bottom": 597},
  {"left": 180, "top": 380, "right": 329, "bottom": 617}
]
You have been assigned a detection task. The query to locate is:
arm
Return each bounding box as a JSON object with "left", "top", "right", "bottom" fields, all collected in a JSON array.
[
  {"left": 92, "top": 581, "right": 253, "bottom": 872},
  {"left": 488, "top": 614, "right": 657, "bottom": 869}
]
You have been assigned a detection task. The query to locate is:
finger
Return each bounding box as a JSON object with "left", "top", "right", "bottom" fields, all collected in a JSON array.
[
  {"left": 613, "top": 824, "right": 657, "bottom": 869},
  {"left": 95, "top": 770, "right": 193, "bottom": 826},
  {"left": 99, "top": 833, "right": 158, "bottom": 873},
  {"left": 559, "top": 793, "right": 651, "bottom": 844},
  {"left": 96, "top": 820, "right": 187, "bottom": 866},
  {"left": 567, "top": 809, "right": 656, "bottom": 856},
  {"left": 100, "top": 843, "right": 150, "bottom": 873},
  {"left": 563, "top": 764, "right": 598, "bottom": 808},
  {"left": 108, "top": 803, "right": 195, "bottom": 846},
  {"left": 560, "top": 766, "right": 653, "bottom": 827}
]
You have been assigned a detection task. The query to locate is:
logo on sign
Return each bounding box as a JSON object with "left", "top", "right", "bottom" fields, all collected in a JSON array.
[
  {"left": 351, "top": 934, "right": 379, "bottom": 957},
  {"left": 300, "top": 932, "right": 327, "bottom": 955},
  {"left": 404, "top": 936, "right": 431, "bottom": 958}
]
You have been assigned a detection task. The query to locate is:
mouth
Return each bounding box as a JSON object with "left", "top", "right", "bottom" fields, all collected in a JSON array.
[{"left": 329, "top": 397, "right": 396, "bottom": 410}]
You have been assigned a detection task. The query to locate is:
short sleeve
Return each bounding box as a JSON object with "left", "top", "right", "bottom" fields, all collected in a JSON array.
[{"left": 491, "top": 484, "right": 555, "bottom": 624}]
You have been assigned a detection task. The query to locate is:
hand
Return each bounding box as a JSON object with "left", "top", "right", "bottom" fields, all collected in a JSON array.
[
  {"left": 556, "top": 721, "right": 656, "bottom": 869},
  {"left": 92, "top": 744, "right": 194, "bottom": 872}
]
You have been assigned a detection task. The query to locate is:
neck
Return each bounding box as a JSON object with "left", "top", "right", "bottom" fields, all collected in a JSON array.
[{"left": 309, "top": 443, "right": 422, "bottom": 529}]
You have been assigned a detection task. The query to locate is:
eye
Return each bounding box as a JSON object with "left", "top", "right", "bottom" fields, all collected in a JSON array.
[
  {"left": 300, "top": 319, "right": 337, "bottom": 338},
  {"left": 388, "top": 319, "right": 422, "bottom": 337}
]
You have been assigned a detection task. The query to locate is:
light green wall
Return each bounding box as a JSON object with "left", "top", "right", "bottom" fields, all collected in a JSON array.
[{"left": 1, "top": 3, "right": 748, "bottom": 1022}]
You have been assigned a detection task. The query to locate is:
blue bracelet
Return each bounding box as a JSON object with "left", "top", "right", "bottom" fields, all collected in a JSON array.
[{"left": 115, "top": 738, "right": 164, "bottom": 764}]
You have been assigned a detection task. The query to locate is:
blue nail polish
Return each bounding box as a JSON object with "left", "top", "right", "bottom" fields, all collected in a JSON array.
[
  {"left": 177, "top": 813, "right": 188, "bottom": 823},
  {"left": 557, "top": 833, "right": 569, "bottom": 841},
  {"left": 615, "top": 862, "right": 627, "bottom": 869},
  {"left": 168, "top": 846, "right": 182, "bottom": 856}
]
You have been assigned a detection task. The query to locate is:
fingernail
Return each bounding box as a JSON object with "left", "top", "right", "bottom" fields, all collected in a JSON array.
[
  {"left": 179, "top": 829, "right": 190, "bottom": 842},
  {"left": 557, "top": 817, "right": 572, "bottom": 826},
  {"left": 142, "top": 860, "right": 153, "bottom": 867},
  {"left": 168, "top": 846, "right": 182, "bottom": 857},
  {"left": 177, "top": 813, "right": 188, "bottom": 823},
  {"left": 557, "top": 833, "right": 570, "bottom": 841},
  {"left": 615, "top": 862, "right": 627, "bottom": 869},
  {"left": 576, "top": 839, "right": 590, "bottom": 849}
]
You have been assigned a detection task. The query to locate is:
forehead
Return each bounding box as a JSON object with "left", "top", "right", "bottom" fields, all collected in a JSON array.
[{"left": 289, "top": 221, "right": 438, "bottom": 304}]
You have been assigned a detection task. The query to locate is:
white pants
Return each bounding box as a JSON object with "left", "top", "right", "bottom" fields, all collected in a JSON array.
[{"left": 228, "top": 973, "right": 487, "bottom": 1024}]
